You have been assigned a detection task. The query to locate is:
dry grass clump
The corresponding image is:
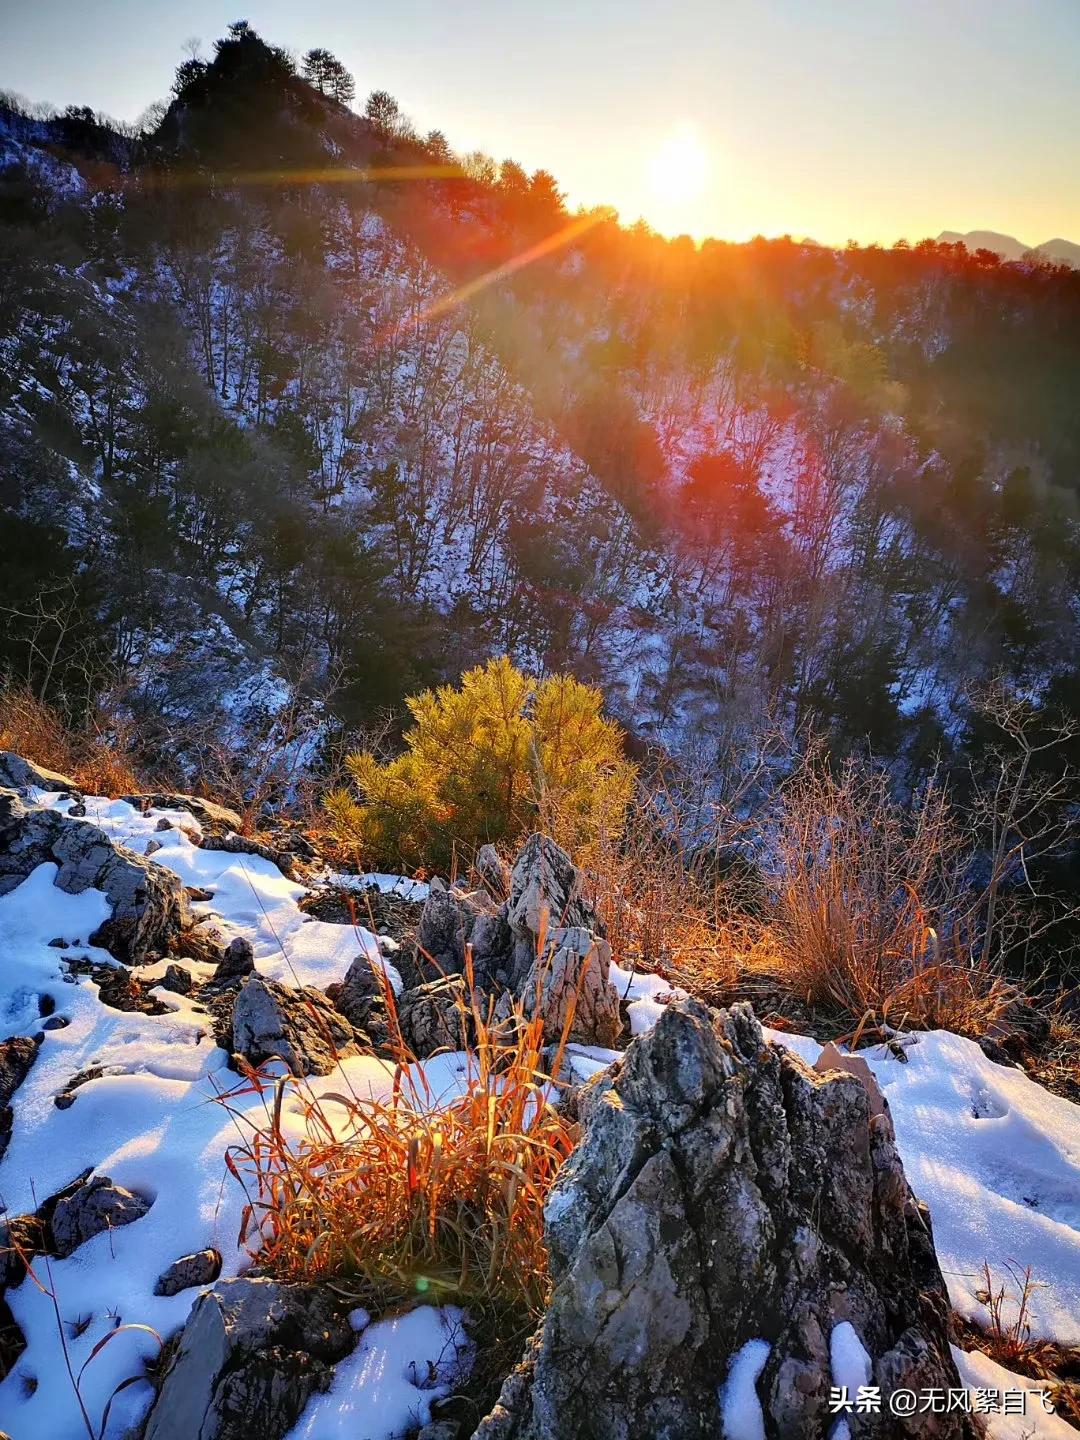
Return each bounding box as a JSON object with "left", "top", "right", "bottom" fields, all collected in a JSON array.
[
  {"left": 219, "top": 959, "right": 577, "bottom": 1320},
  {"left": 961, "top": 1261, "right": 1080, "bottom": 1427},
  {"left": 0, "top": 684, "right": 145, "bottom": 796},
  {"left": 1023, "top": 997, "right": 1080, "bottom": 1102},
  {"left": 742, "top": 752, "right": 1012, "bottom": 1037}
]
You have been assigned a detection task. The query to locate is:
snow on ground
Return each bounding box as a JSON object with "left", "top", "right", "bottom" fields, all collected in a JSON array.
[
  {"left": 719, "top": 1337, "right": 771, "bottom": 1440},
  {"left": 325, "top": 871, "right": 430, "bottom": 903},
  {"left": 1, "top": 792, "right": 1080, "bottom": 1436},
  {"left": 951, "top": 1347, "right": 1077, "bottom": 1440},
  {"left": 609, "top": 957, "right": 682, "bottom": 1035},
  {"left": 0, "top": 793, "right": 409, "bottom": 1439},
  {"left": 36, "top": 792, "right": 399, "bottom": 992},
  {"left": 761, "top": 1024, "right": 1080, "bottom": 1348},
  {"left": 287, "top": 1305, "right": 473, "bottom": 1440}
]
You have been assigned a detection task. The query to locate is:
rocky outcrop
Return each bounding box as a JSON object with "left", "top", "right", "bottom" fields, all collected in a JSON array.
[
  {"left": 51, "top": 1174, "right": 150, "bottom": 1258},
  {"left": 518, "top": 927, "right": 622, "bottom": 1049},
  {"left": 123, "top": 792, "right": 244, "bottom": 834},
  {"left": 475, "top": 998, "right": 977, "bottom": 1440},
  {"left": 474, "top": 844, "right": 511, "bottom": 902},
  {"left": 155, "top": 1247, "right": 222, "bottom": 1297},
  {"left": 231, "top": 976, "right": 364, "bottom": 1076},
  {"left": 398, "top": 975, "right": 468, "bottom": 1057},
  {"left": 0, "top": 751, "right": 79, "bottom": 795},
  {"left": 0, "top": 790, "right": 190, "bottom": 962},
  {"left": 142, "top": 1278, "right": 355, "bottom": 1440},
  {"left": 412, "top": 835, "right": 620, "bottom": 1048}
]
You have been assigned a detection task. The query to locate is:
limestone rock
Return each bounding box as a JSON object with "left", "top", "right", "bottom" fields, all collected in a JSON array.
[
  {"left": 398, "top": 975, "right": 468, "bottom": 1057},
  {"left": 155, "top": 1247, "right": 222, "bottom": 1296},
  {"left": 0, "top": 790, "right": 190, "bottom": 962},
  {"left": 160, "top": 963, "right": 196, "bottom": 996},
  {"left": 232, "top": 976, "right": 363, "bottom": 1076},
  {"left": 141, "top": 1277, "right": 355, "bottom": 1440},
  {"left": 520, "top": 928, "right": 622, "bottom": 1049},
  {"left": 474, "top": 998, "right": 978, "bottom": 1440},
  {"left": 51, "top": 1174, "right": 150, "bottom": 1258},
  {"left": 415, "top": 877, "right": 510, "bottom": 987},
  {"left": 474, "top": 844, "right": 511, "bottom": 902},
  {"left": 415, "top": 878, "right": 471, "bottom": 975}
]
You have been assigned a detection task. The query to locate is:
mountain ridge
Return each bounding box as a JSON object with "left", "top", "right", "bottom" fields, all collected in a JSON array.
[{"left": 937, "top": 228, "right": 1080, "bottom": 267}]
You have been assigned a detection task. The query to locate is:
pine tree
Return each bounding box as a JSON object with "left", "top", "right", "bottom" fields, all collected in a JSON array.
[{"left": 325, "top": 657, "right": 636, "bottom": 870}]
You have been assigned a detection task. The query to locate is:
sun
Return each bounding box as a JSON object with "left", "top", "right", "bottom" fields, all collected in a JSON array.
[{"left": 647, "top": 123, "right": 709, "bottom": 231}]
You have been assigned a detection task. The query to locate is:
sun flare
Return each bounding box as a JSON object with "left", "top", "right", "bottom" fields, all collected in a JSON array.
[{"left": 647, "top": 123, "right": 709, "bottom": 231}]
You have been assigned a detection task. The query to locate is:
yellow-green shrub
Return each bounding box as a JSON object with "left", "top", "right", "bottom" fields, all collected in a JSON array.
[{"left": 324, "top": 656, "right": 635, "bottom": 870}]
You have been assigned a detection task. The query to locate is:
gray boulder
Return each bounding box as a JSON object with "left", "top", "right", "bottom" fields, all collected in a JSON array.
[
  {"left": 232, "top": 976, "right": 363, "bottom": 1077},
  {"left": 155, "top": 1247, "right": 222, "bottom": 1297},
  {"left": 214, "top": 936, "right": 255, "bottom": 985},
  {"left": 415, "top": 877, "right": 511, "bottom": 987},
  {"left": 475, "top": 998, "right": 977, "bottom": 1440},
  {"left": 399, "top": 975, "right": 469, "bottom": 1057},
  {"left": 0, "top": 790, "right": 190, "bottom": 963},
  {"left": 142, "top": 1277, "right": 355, "bottom": 1440},
  {"left": 474, "top": 843, "right": 511, "bottom": 902},
  {"left": 519, "top": 927, "right": 622, "bottom": 1049},
  {"left": 51, "top": 1174, "right": 150, "bottom": 1258}
]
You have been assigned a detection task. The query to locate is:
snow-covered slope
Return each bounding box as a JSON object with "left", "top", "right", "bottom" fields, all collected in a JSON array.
[{"left": 0, "top": 789, "right": 1078, "bottom": 1438}]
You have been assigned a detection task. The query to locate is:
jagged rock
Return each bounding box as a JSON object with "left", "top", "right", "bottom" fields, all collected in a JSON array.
[
  {"left": 160, "top": 963, "right": 195, "bottom": 995},
  {"left": 0, "top": 790, "right": 190, "bottom": 963},
  {"left": 200, "top": 830, "right": 302, "bottom": 880},
  {"left": 0, "top": 1036, "right": 43, "bottom": 1161},
  {"left": 475, "top": 998, "right": 977, "bottom": 1440},
  {"left": 0, "top": 751, "right": 79, "bottom": 795},
  {"left": 813, "top": 1041, "right": 887, "bottom": 1118},
  {"left": 474, "top": 844, "right": 511, "bottom": 902},
  {"left": 142, "top": 1277, "right": 355, "bottom": 1440},
  {"left": 50, "top": 1174, "right": 150, "bottom": 1258},
  {"left": 415, "top": 877, "right": 510, "bottom": 987},
  {"left": 416, "top": 878, "right": 471, "bottom": 974},
  {"left": 505, "top": 835, "right": 602, "bottom": 989},
  {"left": 398, "top": 976, "right": 468, "bottom": 1057},
  {"left": 330, "top": 953, "right": 392, "bottom": 1046},
  {"left": 519, "top": 927, "right": 622, "bottom": 1049},
  {"left": 232, "top": 976, "right": 363, "bottom": 1076},
  {"left": 155, "top": 1247, "right": 222, "bottom": 1296},
  {"left": 215, "top": 936, "right": 255, "bottom": 985}
]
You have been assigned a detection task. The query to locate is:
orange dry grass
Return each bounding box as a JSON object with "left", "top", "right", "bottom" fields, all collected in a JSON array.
[
  {"left": 219, "top": 959, "right": 577, "bottom": 1318},
  {"left": 0, "top": 684, "right": 143, "bottom": 796},
  {"left": 756, "top": 754, "right": 1008, "bottom": 1035}
]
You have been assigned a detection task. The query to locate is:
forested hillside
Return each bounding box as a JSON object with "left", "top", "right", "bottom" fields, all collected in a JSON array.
[{"left": 3, "top": 20, "right": 1080, "bottom": 789}]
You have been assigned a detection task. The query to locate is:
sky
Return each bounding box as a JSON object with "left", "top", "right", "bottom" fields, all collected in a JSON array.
[{"left": 2, "top": 0, "right": 1078, "bottom": 247}]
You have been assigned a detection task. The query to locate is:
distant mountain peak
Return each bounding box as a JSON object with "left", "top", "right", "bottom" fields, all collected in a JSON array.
[{"left": 936, "top": 229, "right": 1080, "bottom": 267}]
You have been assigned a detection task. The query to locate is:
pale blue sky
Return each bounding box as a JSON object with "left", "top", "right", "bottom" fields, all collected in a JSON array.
[{"left": 2, "top": 0, "right": 1077, "bottom": 245}]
